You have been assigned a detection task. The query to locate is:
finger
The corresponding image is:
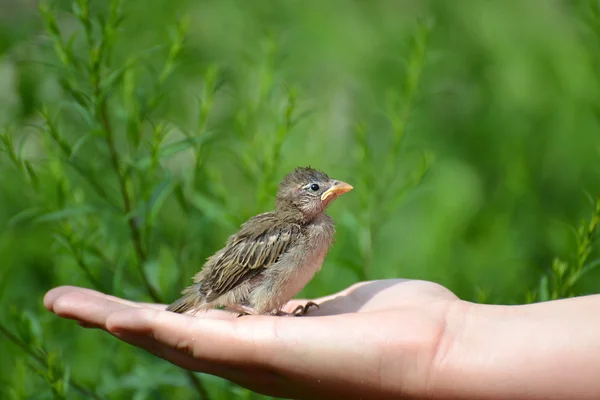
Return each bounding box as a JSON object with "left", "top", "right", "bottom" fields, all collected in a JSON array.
[
  {"left": 51, "top": 290, "right": 134, "bottom": 329},
  {"left": 106, "top": 307, "right": 278, "bottom": 367},
  {"left": 44, "top": 286, "right": 84, "bottom": 310},
  {"left": 44, "top": 286, "right": 242, "bottom": 318},
  {"left": 49, "top": 287, "right": 237, "bottom": 326},
  {"left": 79, "top": 289, "right": 168, "bottom": 311},
  {"left": 44, "top": 286, "right": 167, "bottom": 311}
]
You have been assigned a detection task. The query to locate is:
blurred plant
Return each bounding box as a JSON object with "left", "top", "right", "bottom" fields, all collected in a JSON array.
[
  {"left": 228, "top": 35, "right": 304, "bottom": 217},
  {"left": 0, "top": 311, "right": 101, "bottom": 399},
  {"left": 527, "top": 196, "right": 600, "bottom": 303},
  {"left": 346, "top": 18, "right": 434, "bottom": 280},
  {"left": 0, "top": 0, "right": 309, "bottom": 397},
  {"left": 0, "top": 0, "right": 215, "bottom": 397},
  {"left": 520, "top": 2, "right": 600, "bottom": 305}
]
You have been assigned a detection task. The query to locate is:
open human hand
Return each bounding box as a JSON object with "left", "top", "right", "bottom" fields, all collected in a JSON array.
[{"left": 43, "top": 280, "right": 463, "bottom": 399}]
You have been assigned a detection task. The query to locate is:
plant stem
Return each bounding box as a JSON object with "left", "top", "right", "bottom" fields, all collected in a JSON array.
[
  {"left": 577, "top": 197, "right": 600, "bottom": 271},
  {"left": 95, "top": 75, "right": 211, "bottom": 400},
  {"left": 98, "top": 99, "right": 161, "bottom": 302},
  {"left": 0, "top": 323, "right": 104, "bottom": 400},
  {"left": 72, "top": 245, "right": 108, "bottom": 293},
  {"left": 41, "top": 117, "right": 119, "bottom": 212},
  {"left": 186, "top": 372, "right": 211, "bottom": 400}
]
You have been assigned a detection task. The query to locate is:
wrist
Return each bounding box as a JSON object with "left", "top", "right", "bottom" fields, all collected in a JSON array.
[{"left": 427, "top": 297, "right": 600, "bottom": 400}]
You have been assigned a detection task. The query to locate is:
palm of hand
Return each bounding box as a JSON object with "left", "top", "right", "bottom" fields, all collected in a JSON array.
[{"left": 44, "top": 279, "right": 461, "bottom": 400}]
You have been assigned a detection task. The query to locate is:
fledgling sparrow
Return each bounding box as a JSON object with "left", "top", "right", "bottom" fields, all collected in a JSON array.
[{"left": 167, "top": 166, "right": 353, "bottom": 317}]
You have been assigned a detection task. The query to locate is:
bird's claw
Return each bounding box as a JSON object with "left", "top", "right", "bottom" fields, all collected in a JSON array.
[
  {"left": 291, "top": 301, "right": 319, "bottom": 316},
  {"left": 272, "top": 310, "right": 295, "bottom": 317},
  {"left": 239, "top": 302, "right": 320, "bottom": 317}
]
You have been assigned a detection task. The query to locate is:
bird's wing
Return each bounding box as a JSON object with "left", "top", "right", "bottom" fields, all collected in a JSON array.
[{"left": 199, "top": 213, "right": 302, "bottom": 301}]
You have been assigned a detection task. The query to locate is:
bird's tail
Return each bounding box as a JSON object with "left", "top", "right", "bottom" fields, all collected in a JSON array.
[{"left": 166, "top": 285, "right": 205, "bottom": 314}]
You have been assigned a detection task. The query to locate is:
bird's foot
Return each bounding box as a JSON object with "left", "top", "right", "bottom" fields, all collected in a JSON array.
[
  {"left": 270, "top": 309, "right": 296, "bottom": 317},
  {"left": 230, "top": 305, "right": 260, "bottom": 318},
  {"left": 291, "top": 301, "right": 320, "bottom": 316},
  {"left": 236, "top": 302, "right": 320, "bottom": 317}
]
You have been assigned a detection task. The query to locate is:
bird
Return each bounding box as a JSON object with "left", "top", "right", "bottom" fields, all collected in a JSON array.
[{"left": 166, "top": 166, "right": 353, "bottom": 317}]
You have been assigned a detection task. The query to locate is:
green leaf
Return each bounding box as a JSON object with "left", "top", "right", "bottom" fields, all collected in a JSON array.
[
  {"left": 144, "top": 246, "right": 180, "bottom": 297},
  {"left": 551, "top": 258, "right": 568, "bottom": 280},
  {"left": 15, "top": 132, "right": 30, "bottom": 161},
  {"left": 190, "top": 193, "right": 237, "bottom": 229},
  {"left": 69, "top": 132, "right": 95, "bottom": 160},
  {"left": 103, "top": 63, "right": 135, "bottom": 101},
  {"left": 46, "top": 350, "right": 69, "bottom": 398},
  {"left": 24, "top": 161, "right": 39, "bottom": 187},
  {"left": 58, "top": 79, "right": 89, "bottom": 108},
  {"left": 335, "top": 254, "right": 362, "bottom": 277},
  {"left": 143, "top": 259, "right": 162, "bottom": 297},
  {"left": 538, "top": 275, "right": 550, "bottom": 302},
  {"left": 112, "top": 258, "right": 126, "bottom": 296},
  {"left": 159, "top": 246, "right": 180, "bottom": 289},
  {"left": 338, "top": 211, "right": 362, "bottom": 237},
  {"left": 581, "top": 258, "right": 600, "bottom": 277},
  {"left": 60, "top": 100, "right": 95, "bottom": 130},
  {"left": 524, "top": 291, "right": 538, "bottom": 304},
  {"left": 474, "top": 287, "right": 490, "bottom": 304},
  {"left": 134, "top": 134, "right": 213, "bottom": 170},
  {"left": 15, "top": 311, "right": 42, "bottom": 351},
  {"left": 126, "top": 117, "right": 142, "bottom": 150},
  {"left": 173, "top": 182, "right": 189, "bottom": 213},
  {"left": 148, "top": 179, "right": 176, "bottom": 226},
  {"left": 8, "top": 207, "right": 45, "bottom": 226},
  {"left": 56, "top": 180, "right": 66, "bottom": 209},
  {"left": 51, "top": 232, "right": 73, "bottom": 251},
  {"left": 35, "top": 206, "right": 97, "bottom": 223}
]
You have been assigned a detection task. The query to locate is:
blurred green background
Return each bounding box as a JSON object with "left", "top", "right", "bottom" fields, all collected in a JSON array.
[{"left": 2, "top": 0, "right": 600, "bottom": 398}]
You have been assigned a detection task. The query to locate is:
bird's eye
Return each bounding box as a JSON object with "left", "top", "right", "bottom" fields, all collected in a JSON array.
[{"left": 310, "top": 183, "right": 320, "bottom": 191}]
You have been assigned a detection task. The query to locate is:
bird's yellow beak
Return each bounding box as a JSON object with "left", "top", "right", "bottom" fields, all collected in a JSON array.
[{"left": 321, "top": 181, "right": 354, "bottom": 202}]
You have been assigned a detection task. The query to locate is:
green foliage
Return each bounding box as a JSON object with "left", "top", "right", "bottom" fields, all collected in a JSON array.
[
  {"left": 528, "top": 197, "right": 600, "bottom": 303},
  {"left": 1, "top": 0, "right": 600, "bottom": 398}
]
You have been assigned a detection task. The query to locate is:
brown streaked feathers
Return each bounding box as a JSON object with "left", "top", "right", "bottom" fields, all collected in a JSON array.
[{"left": 200, "top": 214, "right": 302, "bottom": 301}]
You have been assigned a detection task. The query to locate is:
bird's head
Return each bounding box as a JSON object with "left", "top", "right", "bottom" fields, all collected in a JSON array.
[{"left": 275, "top": 166, "right": 353, "bottom": 222}]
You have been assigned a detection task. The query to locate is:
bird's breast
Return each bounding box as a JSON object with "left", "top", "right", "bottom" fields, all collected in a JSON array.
[{"left": 270, "top": 215, "right": 335, "bottom": 305}]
